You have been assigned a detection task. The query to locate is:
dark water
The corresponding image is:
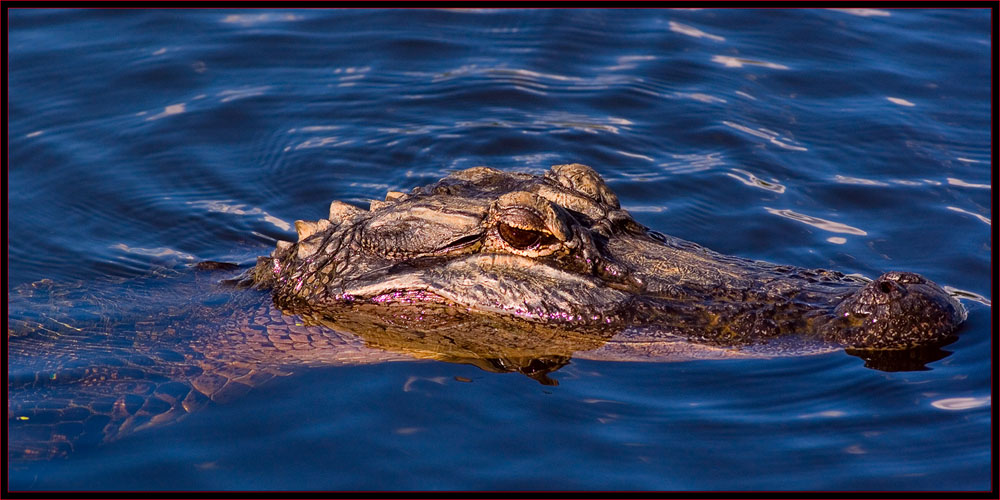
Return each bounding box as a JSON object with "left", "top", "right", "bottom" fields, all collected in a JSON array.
[{"left": 7, "top": 8, "right": 992, "bottom": 491}]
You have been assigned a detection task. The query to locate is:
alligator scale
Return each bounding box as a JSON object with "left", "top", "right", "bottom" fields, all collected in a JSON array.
[{"left": 8, "top": 164, "right": 966, "bottom": 459}]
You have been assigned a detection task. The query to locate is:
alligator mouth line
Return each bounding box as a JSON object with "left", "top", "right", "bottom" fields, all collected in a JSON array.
[
  {"left": 435, "top": 233, "right": 483, "bottom": 253},
  {"left": 368, "top": 288, "right": 454, "bottom": 306}
]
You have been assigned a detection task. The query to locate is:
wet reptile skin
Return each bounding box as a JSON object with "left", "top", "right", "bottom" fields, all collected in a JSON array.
[
  {"left": 8, "top": 164, "right": 965, "bottom": 459},
  {"left": 250, "top": 163, "right": 965, "bottom": 350}
]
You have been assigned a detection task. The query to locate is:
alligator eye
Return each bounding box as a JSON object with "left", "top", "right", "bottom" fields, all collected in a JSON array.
[{"left": 498, "top": 223, "right": 549, "bottom": 250}]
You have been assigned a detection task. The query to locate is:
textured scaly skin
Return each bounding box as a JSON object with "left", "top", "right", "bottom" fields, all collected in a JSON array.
[{"left": 252, "top": 163, "right": 965, "bottom": 350}]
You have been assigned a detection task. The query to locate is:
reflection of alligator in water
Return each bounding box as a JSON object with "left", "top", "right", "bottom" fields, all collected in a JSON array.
[{"left": 8, "top": 164, "right": 965, "bottom": 460}]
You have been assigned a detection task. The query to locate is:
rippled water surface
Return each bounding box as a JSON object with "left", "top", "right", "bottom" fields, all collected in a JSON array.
[{"left": 7, "top": 8, "right": 993, "bottom": 491}]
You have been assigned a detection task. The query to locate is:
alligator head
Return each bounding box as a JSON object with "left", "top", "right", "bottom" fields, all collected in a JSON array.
[{"left": 248, "top": 164, "right": 965, "bottom": 353}]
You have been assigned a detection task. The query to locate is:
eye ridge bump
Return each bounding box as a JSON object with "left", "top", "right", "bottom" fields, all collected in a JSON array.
[{"left": 499, "top": 206, "right": 545, "bottom": 225}]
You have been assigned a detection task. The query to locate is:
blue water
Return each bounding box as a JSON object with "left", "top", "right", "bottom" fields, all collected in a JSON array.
[{"left": 7, "top": 8, "right": 993, "bottom": 491}]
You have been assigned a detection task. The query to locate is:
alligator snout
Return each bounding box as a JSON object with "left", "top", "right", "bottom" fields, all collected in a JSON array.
[{"left": 826, "top": 271, "right": 966, "bottom": 349}]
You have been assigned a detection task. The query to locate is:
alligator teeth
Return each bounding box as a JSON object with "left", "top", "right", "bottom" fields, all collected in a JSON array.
[
  {"left": 329, "top": 200, "right": 363, "bottom": 221},
  {"left": 295, "top": 219, "right": 331, "bottom": 242},
  {"left": 367, "top": 192, "right": 406, "bottom": 211},
  {"left": 295, "top": 220, "right": 318, "bottom": 241}
]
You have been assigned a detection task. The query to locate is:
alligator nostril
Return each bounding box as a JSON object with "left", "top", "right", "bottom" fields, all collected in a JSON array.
[
  {"left": 879, "top": 281, "right": 894, "bottom": 294},
  {"left": 883, "top": 271, "right": 923, "bottom": 284}
]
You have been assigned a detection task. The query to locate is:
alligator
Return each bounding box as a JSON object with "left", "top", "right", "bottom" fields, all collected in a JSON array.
[
  {"left": 8, "top": 163, "right": 966, "bottom": 460},
  {"left": 247, "top": 163, "right": 964, "bottom": 350}
]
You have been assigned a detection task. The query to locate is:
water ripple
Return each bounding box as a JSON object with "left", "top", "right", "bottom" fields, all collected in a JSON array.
[
  {"left": 945, "top": 206, "right": 991, "bottom": 225},
  {"left": 726, "top": 168, "right": 786, "bottom": 193},
  {"left": 184, "top": 199, "right": 292, "bottom": 232},
  {"left": 930, "top": 396, "right": 990, "bottom": 411},
  {"left": 668, "top": 21, "right": 725, "bottom": 42},
  {"left": 712, "top": 55, "right": 790, "bottom": 70},
  {"left": 827, "top": 8, "right": 891, "bottom": 17},
  {"left": 946, "top": 177, "right": 990, "bottom": 189},
  {"left": 943, "top": 287, "right": 991, "bottom": 307},
  {"left": 764, "top": 208, "right": 868, "bottom": 236},
  {"left": 220, "top": 12, "right": 303, "bottom": 26},
  {"left": 658, "top": 152, "right": 724, "bottom": 175},
  {"left": 722, "top": 121, "right": 808, "bottom": 151}
]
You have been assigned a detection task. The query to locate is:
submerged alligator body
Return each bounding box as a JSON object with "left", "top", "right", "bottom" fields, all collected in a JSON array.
[
  {"left": 248, "top": 163, "right": 965, "bottom": 351},
  {"left": 9, "top": 163, "right": 966, "bottom": 460}
]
